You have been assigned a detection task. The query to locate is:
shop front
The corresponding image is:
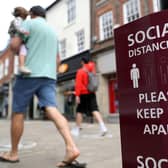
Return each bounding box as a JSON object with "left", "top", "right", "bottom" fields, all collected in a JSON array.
[
  {"left": 96, "top": 49, "right": 118, "bottom": 116},
  {"left": 56, "top": 50, "right": 91, "bottom": 120}
]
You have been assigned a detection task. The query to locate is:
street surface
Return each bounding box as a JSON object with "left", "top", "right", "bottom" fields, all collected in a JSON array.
[{"left": 0, "top": 120, "right": 122, "bottom": 168}]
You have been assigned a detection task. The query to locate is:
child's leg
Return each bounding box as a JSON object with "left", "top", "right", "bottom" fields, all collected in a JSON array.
[
  {"left": 19, "top": 54, "right": 26, "bottom": 67},
  {"left": 19, "top": 44, "right": 27, "bottom": 67},
  {"left": 19, "top": 44, "right": 31, "bottom": 74}
]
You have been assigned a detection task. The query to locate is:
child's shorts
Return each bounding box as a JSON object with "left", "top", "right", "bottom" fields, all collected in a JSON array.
[{"left": 19, "top": 44, "right": 27, "bottom": 56}]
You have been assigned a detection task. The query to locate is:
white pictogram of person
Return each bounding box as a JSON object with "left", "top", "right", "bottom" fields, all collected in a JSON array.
[{"left": 130, "top": 63, "right": 140, "bottom": 88}]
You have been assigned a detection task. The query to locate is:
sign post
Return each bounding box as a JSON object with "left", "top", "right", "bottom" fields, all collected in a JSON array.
[{"left": 114, "top": 11, "right": 168, "bottom": 168}]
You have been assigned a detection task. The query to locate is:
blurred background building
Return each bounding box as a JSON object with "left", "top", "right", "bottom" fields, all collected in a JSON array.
[{"left": 0, "top": 0, "right": 166, "bottom": 120}]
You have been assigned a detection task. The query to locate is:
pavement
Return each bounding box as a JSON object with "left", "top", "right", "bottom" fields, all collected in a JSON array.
[{"left": 0, "top": 120, "right": 122, "bottom": 168}]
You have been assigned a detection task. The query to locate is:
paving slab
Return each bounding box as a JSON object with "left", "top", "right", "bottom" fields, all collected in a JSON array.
[{"left": 0, "top": 120, "right": 122, "bottom": 168}]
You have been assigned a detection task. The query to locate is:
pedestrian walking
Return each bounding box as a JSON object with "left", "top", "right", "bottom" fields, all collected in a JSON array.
[
  {"left": 71, "top": 57, "right": 108, "bottom": 136},
  {"left": 64, "top": 88, "right": 76, "bottom": 119},
  {"left": 8, "top": 6, "right": 31, "bottom": 74},
  {"left": 0, "top": 5, "right": 86, "bottom": 168}
]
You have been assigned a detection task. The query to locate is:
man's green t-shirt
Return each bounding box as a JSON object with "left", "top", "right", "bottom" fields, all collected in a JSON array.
[{"left": 21, "top": 17, "right": 58, "bottom": 80}]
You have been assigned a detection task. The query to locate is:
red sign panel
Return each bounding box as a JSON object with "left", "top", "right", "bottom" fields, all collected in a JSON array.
[{"left": 114, "top": 11, "right": 168, "bottom": 168}]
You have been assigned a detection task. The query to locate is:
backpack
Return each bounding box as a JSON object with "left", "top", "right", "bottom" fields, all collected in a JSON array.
[{"left": 84, "top": 69, "right": 99, "bottom": 92}]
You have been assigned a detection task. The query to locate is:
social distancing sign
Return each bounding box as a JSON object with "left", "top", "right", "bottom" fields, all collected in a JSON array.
[{"left": 114, "top": 10, "right": 168, "bottom": 168}]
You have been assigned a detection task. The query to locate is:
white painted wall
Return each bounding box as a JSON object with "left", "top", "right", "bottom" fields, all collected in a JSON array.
[
  {"left": 97, "top": 49, "right": 116, "bottom": 74},
  {"left": 46, "top": 0, "right": 91, "bottom": 60}
]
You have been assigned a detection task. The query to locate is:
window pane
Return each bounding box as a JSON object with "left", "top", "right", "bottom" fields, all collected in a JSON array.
[
  {"left": 99, "top": 11, "right": 113, "bottom": 41},
  {"left": 123, "top": 0, "right": 140, "bottom": 23},
  {"left": 76, "top": 30, "right": 85, "bottom": 52},
  {"left": 60, "top": 39, "right": 66, "bottom": 59},
  {"left": 67, "top": 0, "right": 76, "bottom": 23}
]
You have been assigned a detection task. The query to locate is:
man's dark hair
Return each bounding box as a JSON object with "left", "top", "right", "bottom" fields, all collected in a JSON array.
[
  {"left": 81, "top": 57, "right": 89, "bottom": 64},
  {"left": 29, "top": 5, "right": 46, "bottom": 18}
]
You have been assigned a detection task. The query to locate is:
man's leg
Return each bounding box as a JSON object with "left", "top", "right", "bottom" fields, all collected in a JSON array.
[
  {"left": 71, "top": 95, "right": 85, "bottom": 136},
  {"left": 11, "top": 113, "right": 24, "bottom": 156},
  {"left": 0, "top": 113, "right": 24, "bottom": 161},
  {"left": 76, "top": 112, "right": 83, "bottom": 128},
  {"left": 92, "top": 111, "right": 107, "bottom": 135},
  {"left": 92, "top": 111, "right": 103, "bottom": 123},
  {"left": 71, "top": 112, "right": 83, "bottom": 136},
  {"left": 45, "top": 107, "right": 80, "bottom": 166},
  {"left": 89, "top": 93, "right": 108, "bottom": 135}
]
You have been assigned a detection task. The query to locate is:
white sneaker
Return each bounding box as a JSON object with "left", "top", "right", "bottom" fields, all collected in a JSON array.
[
  {"left": 101, "top": 130, "right": 108, "bottom": 136},
  {"left": 100, "top": 127, "right": 108, "bottom": 136},
  {"left": 71, "top": 127, "right": 80, "bottom": 136},
  {"left": 19, "top": 66, "right": 31, "bottom": 75}
]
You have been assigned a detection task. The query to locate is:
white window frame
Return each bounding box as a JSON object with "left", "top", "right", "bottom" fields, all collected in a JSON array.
[
  {"left": 4, "top": 58, "right": 9, "bottom": 76},
  {"left": 14, "top": 56, "right": 19, "bottom": 75},
  {"left": 99, "top": 11, "right": 113, "bottom": 41},
  {"left": 153, "top": 0, "right": 160, "bottom": 12},
  {"left": 76, "top": 29, "right": 85, "bottom": 52},
  {"left": 123, "top": 0, "right": 141, "bottom": 24},
  {"left": 67, "top": 0, "right": 76, "bottom": 24},
  {"left": 59, "top": 39, "right": 66, "bottom": 59},
  {"left": 0, "top": 63, "right": 3, "bottom": 79}
]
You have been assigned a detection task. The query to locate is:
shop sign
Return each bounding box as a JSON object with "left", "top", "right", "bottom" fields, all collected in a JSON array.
[{"left": 58, "top": 63, "right": 69, "bottom": 73}]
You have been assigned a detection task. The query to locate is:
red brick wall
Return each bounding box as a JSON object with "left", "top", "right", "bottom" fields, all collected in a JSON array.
[{"left": 91, "top": 0, "right": 156, "bottom": 55}]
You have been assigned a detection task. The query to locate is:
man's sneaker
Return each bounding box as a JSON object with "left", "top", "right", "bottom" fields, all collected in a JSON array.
[
  {"left": 100, "top": 127, "right": 108, "bottom": 136},
  {"left": 101, "top": 130, "right": 108, "bottom": 136},
  {"left": 19, "top": 66, "right": 31, "bottom": 75},
  {"left": 71, "top": 127, "right": 80, "bottom": 137}
]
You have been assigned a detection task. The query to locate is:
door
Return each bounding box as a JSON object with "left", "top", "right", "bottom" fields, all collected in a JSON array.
[{"left": 108, "top": 80, "right": 118, "bottom": 113}]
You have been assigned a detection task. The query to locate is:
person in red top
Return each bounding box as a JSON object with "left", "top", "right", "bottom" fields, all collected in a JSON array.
[{"left": 71, "top": 57, "right": 108, "bottom": 136}]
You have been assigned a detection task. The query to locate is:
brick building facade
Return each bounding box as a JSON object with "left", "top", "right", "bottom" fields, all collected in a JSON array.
[{"left": 90, "top": 0, "right": 161, "bottom": 117}]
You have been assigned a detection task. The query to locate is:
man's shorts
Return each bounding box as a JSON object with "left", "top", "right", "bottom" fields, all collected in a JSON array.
[
  {"left": 12, "top": 76, "right": 57, "bottom": 113},
  {"left": 76, "top": 93, "right": 99, "bottom": 116}
]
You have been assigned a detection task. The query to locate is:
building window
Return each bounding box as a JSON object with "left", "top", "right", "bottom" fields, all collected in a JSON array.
[
  {"left": 0, "top": 63, "right": 3, "bottom": 79},
  {"left": 123, "top": 0, "right": 141, "bottom": 24},
  {"left": 4, "top": 59, "right": 9, "bottom": 76},
  {"left": 99, "top": 11, "right": 113, "bottom": 41},
  {"left": 76, "top": 29, "right": 85, "bottom": 52},
  {"left": 96, "top": 0, "right": 108, "bottom": 8},
  {"left": 153, "top": 0, "right": 160, "bottom": 12},
  {"left": 59, "top": 39, "right": 66, "bottom": 59},
  {"left": 67, "top": 0, "right": 76, "bottom": 24},
  {"left": 14, "top": 56, "right": 19, "bottom": 75}
]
